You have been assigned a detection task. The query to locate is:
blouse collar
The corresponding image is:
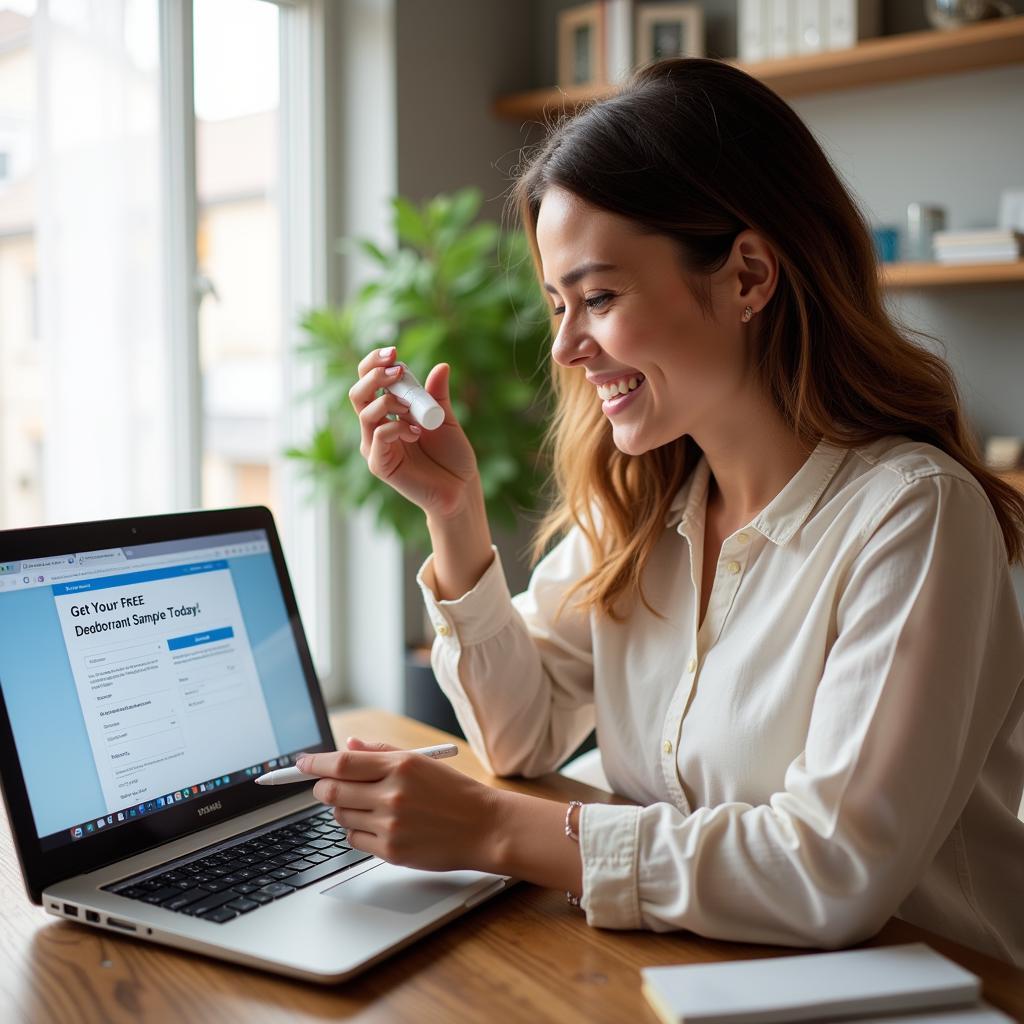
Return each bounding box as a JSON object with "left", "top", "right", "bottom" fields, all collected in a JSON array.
[{"left": 664, "top": 436, "right": 849, "bottom": 547}]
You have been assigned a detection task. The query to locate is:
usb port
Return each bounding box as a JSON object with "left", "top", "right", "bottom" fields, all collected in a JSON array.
[
  {"left": 63, "top": 903, "right": 78, "bottom": 917},
  {"left": 85, "top": 910, "right": 100, "bottom": 924},
  {"left": 106, "top": 917, "right": 137, "bottom": 932}
]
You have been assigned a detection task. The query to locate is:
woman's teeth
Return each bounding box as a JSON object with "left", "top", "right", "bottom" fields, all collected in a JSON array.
[{"left": 596, "top": 375, "right": 644, "bottom": 401}]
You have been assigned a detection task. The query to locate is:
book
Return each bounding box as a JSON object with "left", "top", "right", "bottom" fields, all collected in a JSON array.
[
  {"left": 843, "top": 1003, "right": 1013, "bottom": 1022},
  {"left": 639, "top": 942, "right": 982, "bottom": 1024},
  {"left": 933, "top": 229, "right": 1024, "bottom": 248}
]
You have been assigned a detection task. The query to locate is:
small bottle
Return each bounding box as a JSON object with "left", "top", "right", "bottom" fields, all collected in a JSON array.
[{"left": 385, "top": 362, "right": 444, "bottom": 430}]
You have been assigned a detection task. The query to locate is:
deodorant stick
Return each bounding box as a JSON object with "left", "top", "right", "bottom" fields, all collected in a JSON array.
[{"left": 385, "top": 362, "right": 444, "bottom": 431}]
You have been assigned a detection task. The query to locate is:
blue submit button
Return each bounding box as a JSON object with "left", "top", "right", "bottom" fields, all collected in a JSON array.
[{"left": 167, "top": 626, "right": 235, "bottom": 651}]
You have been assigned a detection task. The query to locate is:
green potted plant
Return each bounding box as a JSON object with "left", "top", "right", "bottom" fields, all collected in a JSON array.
[{"left": 288, "top": 186, "right": 553, "bottom": 733}]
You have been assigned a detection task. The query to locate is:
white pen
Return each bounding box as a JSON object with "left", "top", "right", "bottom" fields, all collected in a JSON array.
[{"left": 253, "top": 743, "right": 459, "bottom": 785}]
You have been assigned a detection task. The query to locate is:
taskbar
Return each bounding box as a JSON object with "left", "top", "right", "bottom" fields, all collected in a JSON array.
[{"left": 40, "top": 750, "right": 310, "bottom": 853}]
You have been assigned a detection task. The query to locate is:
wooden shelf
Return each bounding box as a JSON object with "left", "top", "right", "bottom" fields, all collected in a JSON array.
[
  {"left": 881, "top": 260, "right": 1024, "bottom": 289},
  {"left": 493, "top": 15, "right": 1024, "bottom": 120}
]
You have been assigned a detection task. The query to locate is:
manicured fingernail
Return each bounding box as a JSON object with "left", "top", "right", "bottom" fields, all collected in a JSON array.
[
  {"left": 385, "top": 365, "right": 402, "bottom": 376},
  {"left": 379, "top": 346, "right": 395, "bottom": 359},
  {"left": 296, "top": 756, "right": 309, "bottom": 771},
  {"left": 409, "top": 425, "right": 422, "bottom": 434}
]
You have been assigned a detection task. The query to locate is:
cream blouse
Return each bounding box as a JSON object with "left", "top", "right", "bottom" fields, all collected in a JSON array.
[{"left": 414, "top": 434, "right": 1024, "bottom": 967}]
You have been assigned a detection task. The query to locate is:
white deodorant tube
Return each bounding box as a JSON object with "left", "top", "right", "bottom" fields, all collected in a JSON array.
[{"left": 385, "top": 362, "right": 444, "bottom": 430}]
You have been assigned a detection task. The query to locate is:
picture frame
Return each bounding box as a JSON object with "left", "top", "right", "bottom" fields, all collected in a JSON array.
[
  {"left": 635, "top": 2, "right": 705, "bottom": 65},
  {"left": 557, "top": 2, "right": 607, "bottom": 89}
]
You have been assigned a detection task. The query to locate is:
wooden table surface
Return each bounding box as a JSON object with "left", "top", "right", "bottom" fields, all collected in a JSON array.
[{"left": 2, "top": 707, "right": 1022, "bottom": 1023}]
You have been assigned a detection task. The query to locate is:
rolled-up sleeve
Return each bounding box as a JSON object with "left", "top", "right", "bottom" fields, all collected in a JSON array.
[
  {"left": 415, "top": 525, "right": 595, "bottom": 777},
  {"left": 580, "top": 474, "right": 1023, "bottom": 947}
]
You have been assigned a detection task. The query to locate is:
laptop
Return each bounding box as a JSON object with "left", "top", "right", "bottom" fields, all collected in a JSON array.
[{"left": 0, "top": 506, "right": 515, "bottom": 983}]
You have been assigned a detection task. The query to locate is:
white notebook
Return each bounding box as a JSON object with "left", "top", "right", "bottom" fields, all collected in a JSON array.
[{"left": 640, "top": 943, "right": 987, "bottom": 1024}]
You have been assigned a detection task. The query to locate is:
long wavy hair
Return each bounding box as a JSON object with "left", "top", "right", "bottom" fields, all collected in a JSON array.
[{"left": 507, "top": 57, "right": 1024, "bottom": 623}]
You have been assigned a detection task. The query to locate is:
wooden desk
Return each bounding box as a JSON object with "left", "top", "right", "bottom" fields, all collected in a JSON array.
[{"left": 3, "top": 708, "right": 1022, "bottom": 1023}]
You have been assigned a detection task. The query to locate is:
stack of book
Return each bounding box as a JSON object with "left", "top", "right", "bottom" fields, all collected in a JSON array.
[{"left": 932, "top": 229, "right": 1024, "bottom": 265}]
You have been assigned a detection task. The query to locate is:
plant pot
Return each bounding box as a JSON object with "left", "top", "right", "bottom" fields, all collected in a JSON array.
[{"left": 402, "top": 645, "right": 466, "bottom": 740}]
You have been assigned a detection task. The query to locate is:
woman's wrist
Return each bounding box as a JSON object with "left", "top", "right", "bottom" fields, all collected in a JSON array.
[
  {"left": 479, "top": 788, "right": 584, "bottom": 896},
  {"left": 426, "top": 485, "right": 494, "bottom": 601}
]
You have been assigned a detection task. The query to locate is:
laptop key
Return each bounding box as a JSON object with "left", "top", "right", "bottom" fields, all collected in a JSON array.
[
  {"left": 142, "top": 886, "right": 187, "bottom": 904},
  {"left": 231, "top": 883, "right": 258, "bottom": 895},
  {"left": 257, "top": 882, "right": 295, "bottom": 899},
  {"left": 164, "top": 888, "right": 210, "bottom": 911},
  {"left": 287, "top": 848, "right": 373, "bottom": 888},
  {"left": 202, "top": 907, "right": 238, "bottom": 924},
  {"left": 186, "top": 891, "right": 239, "bottom": 916},
  {"left": 198, "top": 879, "right": 230, "bottom": 893},
  {"left": 269, "top": 868, "right": 296, "bottom": 880},
  {"left": 226, "top": 898, "right": 259, "bottom": 914}
]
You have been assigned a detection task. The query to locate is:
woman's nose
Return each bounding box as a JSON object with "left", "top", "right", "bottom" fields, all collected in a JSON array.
[{"left": 552, "top": 317, "right": 599, "bottom": 368}]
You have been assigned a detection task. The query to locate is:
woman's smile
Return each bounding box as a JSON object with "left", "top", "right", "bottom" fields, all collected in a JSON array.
[
  {"left": 589, "top": 372, "right": 643, "bottom": 415},
  {"left": 599, "top": 374, "right": 646, "bottom": 415}
]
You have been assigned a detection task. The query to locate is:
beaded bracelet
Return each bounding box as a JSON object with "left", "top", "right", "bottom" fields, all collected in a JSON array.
[{"left": 565, "top": 800, "right": 582, "bottom": 907}]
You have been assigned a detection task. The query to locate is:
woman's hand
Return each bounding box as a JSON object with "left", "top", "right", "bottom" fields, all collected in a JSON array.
[
  {"left": 297, "top": 737, "right": 505, "bottom": 874},
  {"left": 349, "top": 346, "right": 481, "bottom": 521}
]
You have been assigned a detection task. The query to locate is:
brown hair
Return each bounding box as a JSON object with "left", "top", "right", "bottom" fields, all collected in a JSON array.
[{"left": 507, "top": 57, "right": 1024, "bottom": 622}]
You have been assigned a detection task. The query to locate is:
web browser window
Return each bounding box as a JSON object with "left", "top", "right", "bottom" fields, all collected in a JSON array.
[{"left": 0, "top": 530, "right": 321, "bottom": 851}]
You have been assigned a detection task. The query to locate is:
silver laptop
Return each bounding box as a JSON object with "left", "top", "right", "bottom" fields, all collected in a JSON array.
[{"left": 0, "top": 507, "right": 514, "bottom": 983}]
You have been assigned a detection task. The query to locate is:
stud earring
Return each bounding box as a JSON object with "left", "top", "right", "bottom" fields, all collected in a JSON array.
[{"left": 741, "top": 305, "right": 753, "bottom": 322}]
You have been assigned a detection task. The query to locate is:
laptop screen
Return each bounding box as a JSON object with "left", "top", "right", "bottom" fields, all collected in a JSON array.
[{"left": 0, "top": 526, "right": 323, "bottom": 854}]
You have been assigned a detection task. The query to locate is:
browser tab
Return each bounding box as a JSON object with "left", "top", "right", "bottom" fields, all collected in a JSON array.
[
  {"left": 74, "top": 549, "right": 127, "bottom": 567},
  {"left": 21, "top": 555, "right": 77, "bottom": 571}
]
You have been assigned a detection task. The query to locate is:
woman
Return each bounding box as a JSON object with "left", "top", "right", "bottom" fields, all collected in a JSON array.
[{"left": 299, "top": 58, "right": 1024, "bottom": 966}]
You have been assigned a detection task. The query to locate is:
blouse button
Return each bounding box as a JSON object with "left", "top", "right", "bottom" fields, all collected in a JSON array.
[
  {"left": 686, "top": 656, "right": 697, "bottom": 672},
  {"left": 726, "top": 560, "right": 740, "bottom": 574},
  {"left": 663, "top": 739, "right": 673, "bottom": 754},
  {"left": 736, "top": 532, "right": 750, "bottom": 544},
  {"left": 436, "top": 623, "right": 451, "bottom": 636}
]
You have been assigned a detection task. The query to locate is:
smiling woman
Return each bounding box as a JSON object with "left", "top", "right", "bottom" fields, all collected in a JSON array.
[{"left": 340, "top": 55, "right": 1024, "bottom": 968}]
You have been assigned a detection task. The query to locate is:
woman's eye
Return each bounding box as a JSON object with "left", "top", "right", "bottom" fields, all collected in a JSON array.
[{"left": 550, "top": 293, "right": 613, "bottom": 316}]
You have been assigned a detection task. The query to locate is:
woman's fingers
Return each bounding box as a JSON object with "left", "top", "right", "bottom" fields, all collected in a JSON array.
[
  {"left": 421, "top": 363, "right": 456, "bottom": 425},
  {"left": 358, "top": 392, "right": 416, "bottom": 457},
  {"left": 300, "top": 749, "right": 390, "bottom": 781},
  {"left": 367, "top": 420, "right": 421, "bottom": 476},
  {"left": 347, "top": 736, "right": 401, "bottom": 752},
  {"left": 312, "top": 777, "right": 381, "bottom": 810},
  {"left": 349, "top": 364, "right": 406, "bottom": 412},
  {"left": 332, "top": 805, "right": 375, "bottom": 831},
  {"left": 355, "top": 344, "right": 395, "bottom": 378}
]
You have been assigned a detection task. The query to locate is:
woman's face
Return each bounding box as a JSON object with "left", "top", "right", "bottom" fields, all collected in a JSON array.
[{"left": 535, "top": 186, "right": 767, "bottom": 457}]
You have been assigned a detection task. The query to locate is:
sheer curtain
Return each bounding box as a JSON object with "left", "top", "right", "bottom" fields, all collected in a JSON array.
[{"left": 35, "top": 0, "right": 172, "bottom": 523}]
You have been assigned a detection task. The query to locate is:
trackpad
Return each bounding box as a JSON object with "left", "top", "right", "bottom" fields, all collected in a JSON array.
[{"left": 321, "top": 862, "right": 491, "bottom": 915}]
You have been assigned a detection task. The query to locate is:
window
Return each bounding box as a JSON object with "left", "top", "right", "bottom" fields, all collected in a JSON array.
[
  {"left": 0, "top": 0, "right": 336, "bottom": 694},
  {"left": 193, "top": 0, "right": 284, "bottom": 520}
]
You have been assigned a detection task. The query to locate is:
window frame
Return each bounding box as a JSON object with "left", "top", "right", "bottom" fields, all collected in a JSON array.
[{"left": 159, "top": 0, "right": 344, "bottom": 702}]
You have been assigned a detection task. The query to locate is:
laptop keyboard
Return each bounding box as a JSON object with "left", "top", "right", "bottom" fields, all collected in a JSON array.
[{"left": 103, "top": 807, "right": 373, "bottom": 924}]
